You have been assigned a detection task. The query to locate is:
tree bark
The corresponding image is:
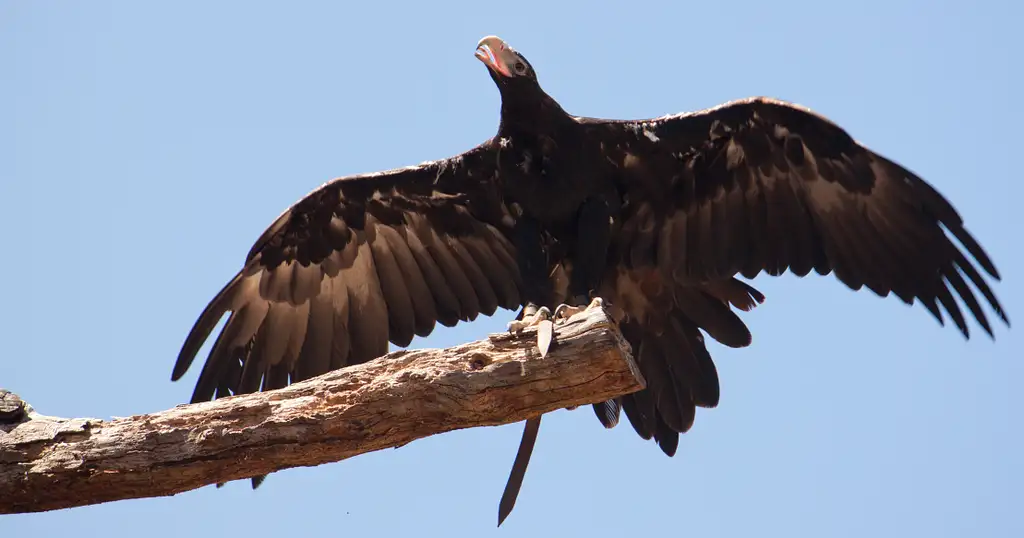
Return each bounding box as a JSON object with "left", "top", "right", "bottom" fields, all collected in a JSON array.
[{"left": 0, "top": 306, "right": 642, "bottom": 514}]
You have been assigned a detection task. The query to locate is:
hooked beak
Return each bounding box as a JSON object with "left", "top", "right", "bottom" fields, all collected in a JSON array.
[{"left": 475, "top": 35, "right": 513, "bottom": 77}]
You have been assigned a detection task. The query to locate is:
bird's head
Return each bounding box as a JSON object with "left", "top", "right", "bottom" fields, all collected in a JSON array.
[
  {"left": 475, "top": 35, "right": 567, "bottom": 129},
  {"left": 475, "top": 35, "right": 537, "bottom": 87}
]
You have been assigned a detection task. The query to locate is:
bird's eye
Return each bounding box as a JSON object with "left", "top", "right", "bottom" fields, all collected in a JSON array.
[{"left": 513, "top": 61, "right": 527, "bottom": 74}]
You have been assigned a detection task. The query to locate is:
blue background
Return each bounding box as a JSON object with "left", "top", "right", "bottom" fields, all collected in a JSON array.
[{"left": 2, "top": 1, "right": 1020, "bottom": 536}]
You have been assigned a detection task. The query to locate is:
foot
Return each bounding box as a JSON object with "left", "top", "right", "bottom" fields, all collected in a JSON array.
[
  {"left": 507, "top": 306, "right": 552, "bottom": 333},
  {"left": 553, "top": 296, "right": 606, "bottom": 323},
  {"left": 507, "top": 306, "right": 556, "bottom": 357}
]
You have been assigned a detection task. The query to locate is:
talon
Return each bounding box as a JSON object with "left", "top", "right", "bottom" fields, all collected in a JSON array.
[
  {"left": 553, "top": 303, "right": 578, "bottom": 321},
  {"left": 553, "top": 297, "right": 607, "bottom": 322},
  {"left": 507, "top": 306, "right": 552, "bottom": 333},
  {"left": 536, "top": 318, "right": 554, "bottom": 357},
  {"left": 507, "top": 306, "right": 557, "bottom": 357}
]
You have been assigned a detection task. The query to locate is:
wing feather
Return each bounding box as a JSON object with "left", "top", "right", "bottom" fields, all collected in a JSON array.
[
  {"left": 447, "top": 236, "right": 500, "bottom": 316},
  {"left": 461, "top": 232, "right": 520, "bottom": 309},
  {"left": 293, "top": 277, "right": 335, "bottom": 382},
  {"left": 585, "top": 96, "right": 1005, "bottom": 457},
  {"left": 594, "top": 96, "right": 1006, "bottom": 339},
  {"left": 375, "top": 222, "right": 439, "bottom": 337},
  {"left": 364, "top": 215, "right": 418, "bottom": 347},
  {"left": 172, "top": 143, "right": 524, "bottom": 411},
  {"left": 328, "top": 270, "right": 352, "bottom": 370},
  {"left": 417, "top": 216, "right": 483, "bottom": 320},
  {"left": 399, "top": 219, "right": 463, "bottom": 326}
]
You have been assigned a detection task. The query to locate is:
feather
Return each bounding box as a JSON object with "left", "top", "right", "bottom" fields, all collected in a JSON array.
[
  {"left": 592, "top": 399, "right": 621, "bottom": 429},
  {"left": 365, "top": 216, "right": 417, "bottom": 347},
  {"left": 329, "top": 271, "right": 352, "bottom": 370},
  {"left": 289, "top": 260, "right": 323, "bottom": 305},
  {"left": 667, "top": 316, "right": 720, "bottom": 408},
  {"left": 376, "top": 220, "right": 438, "bottom": 338},
  {"left": 461, "top": 232, "right": 520, "bottom": 310},
  {"left": 621, "top": 391, "right": 656, "bottom": 441},
  {"left": 345, "top": 230, "right": 392, "bottom": 364},
  {"left": 653, "top": 416, "right": 679, "bottom": 457},
  {"left": 293, "top": 277, "right": 335, "bottom": 382},
  {"left": 172, "top": 271, "right": 245, "bottom": 380},
  {"left": 702, "top": 278, "right": 765, "bottom": 312},
  {"left": 447, "top": 236, "right": 499, "bottom": 316},
  {"left": 420, "top": 221, "right": 482, "bottom": 320},
  {"left": 637, "top": 335, "right": 691, "bottom": 433},
  {"left": 671, "top": 286, "right": 751, "bottom": 349},
  {"left": 401, "top": 222, "right": 463, "bottom": 326},
  {"left": 279, "top": 300, "right": 310, "bottom": 372}
]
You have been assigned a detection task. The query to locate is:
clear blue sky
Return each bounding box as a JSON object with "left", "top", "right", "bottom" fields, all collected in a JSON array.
[{"left": 2, "top": 1, "right": 1020, "bottom": 536}]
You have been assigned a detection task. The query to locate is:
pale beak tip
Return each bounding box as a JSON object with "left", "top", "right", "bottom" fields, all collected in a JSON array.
[{"left": 477, "top": 35, "right": 502, "bottom": 48}]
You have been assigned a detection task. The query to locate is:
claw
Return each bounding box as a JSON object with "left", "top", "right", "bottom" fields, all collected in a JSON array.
[
  {"left": 553, "top": 296, "right": 606, "bottom": 323},
  {"left": 536, "top": 318, "right": 554, "bottom": 357},
  {"left": 506, "top": 319, "right": 528, "bottom": 333},
  {"left": 507, "top": 306, "right": 552, "bottom": 333},
  {"left": 507, "top": 306, "right": 556, "bottom": 357}
]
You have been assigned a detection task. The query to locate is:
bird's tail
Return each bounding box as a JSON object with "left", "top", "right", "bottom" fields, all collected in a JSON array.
[{"left": 597, "top": 277, "right": 765, "bottom": 456}]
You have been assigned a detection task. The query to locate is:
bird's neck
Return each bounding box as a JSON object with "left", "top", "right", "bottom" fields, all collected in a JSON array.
[{"left": 498, "top": 88, "right": 572, "bottom": 135}]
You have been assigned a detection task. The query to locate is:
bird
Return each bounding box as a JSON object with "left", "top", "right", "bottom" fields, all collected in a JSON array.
[{"left": 171, "top": 35, "right": 1009, "bottom": 526}]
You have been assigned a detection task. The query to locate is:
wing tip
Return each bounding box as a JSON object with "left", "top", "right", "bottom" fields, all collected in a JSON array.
[{"left": 170, "top": 270, "right": 250, "bottom": 383}]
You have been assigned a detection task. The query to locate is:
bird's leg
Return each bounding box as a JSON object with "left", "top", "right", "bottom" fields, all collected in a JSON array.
[
  {"left": 553, "top": 197, "right": 614, "bottom": 325},
  {"left": 507, "top": 213, "right": 560, "bottom": 357},
  {"left": 507, "top": 302, "right": 552, "bottom": 332}
]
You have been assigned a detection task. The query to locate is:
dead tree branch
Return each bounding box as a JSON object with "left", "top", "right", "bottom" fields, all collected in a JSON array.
[{"left": 0, "top": 306, "right": 642, "bottom": 514}]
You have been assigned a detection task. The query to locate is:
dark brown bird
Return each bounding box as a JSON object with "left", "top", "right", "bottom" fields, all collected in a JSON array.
[{"left": 171, "top": 35, "right": 1008, "bottom": 525}]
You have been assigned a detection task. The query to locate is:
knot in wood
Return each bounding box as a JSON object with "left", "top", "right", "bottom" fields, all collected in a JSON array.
[{"left": 468, "top": 353, "right": 491, "bottom": 370}]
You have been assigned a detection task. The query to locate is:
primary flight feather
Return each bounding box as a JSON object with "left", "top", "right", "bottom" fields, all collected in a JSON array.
[{"left": 171, "top": 35, "right": 1008, "bottom": 523}]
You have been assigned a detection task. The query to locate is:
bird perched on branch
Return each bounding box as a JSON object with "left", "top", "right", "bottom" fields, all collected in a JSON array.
[{"left": 171, "top": 35, "right": 1008, "bottom": 526}]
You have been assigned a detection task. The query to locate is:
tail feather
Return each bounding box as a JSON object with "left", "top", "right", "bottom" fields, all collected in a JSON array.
[
  {"left": 673, "top": 287, "right": 752, "bottom": 348},
  {"left": 614, "top": 279, "right": 766, "bottom": 454},
  {"left": 703, "top": 278, "right": 766, "bottom": 312},
  {"left": 592, "top": 400, "right": 621, "bottom": 428}
]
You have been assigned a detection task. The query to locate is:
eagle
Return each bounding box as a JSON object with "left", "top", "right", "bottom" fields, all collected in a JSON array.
[{"left": 171, "top": 35, "right": 1008, "bottom": 525}]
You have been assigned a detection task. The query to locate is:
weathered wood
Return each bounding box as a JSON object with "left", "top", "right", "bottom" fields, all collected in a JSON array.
[{"left": 0, "top": 306, "right": 642, "bottom": 514}]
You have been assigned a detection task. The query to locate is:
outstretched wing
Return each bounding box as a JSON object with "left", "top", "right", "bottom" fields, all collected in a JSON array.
[
  {"left": 172, "top": 142, "right": 524, "bottom": 404},
  {"left": 585, "top": 96, "right": 1008, "bottom": 338}
]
